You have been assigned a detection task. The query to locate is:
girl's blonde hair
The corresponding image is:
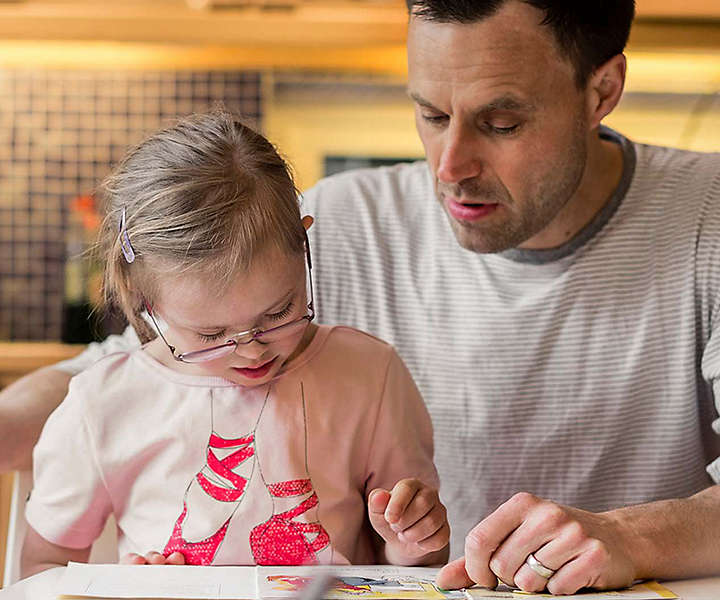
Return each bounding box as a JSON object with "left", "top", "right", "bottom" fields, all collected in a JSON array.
[{"left": 96, "top": 110, "right": 304, "bottom": 342}]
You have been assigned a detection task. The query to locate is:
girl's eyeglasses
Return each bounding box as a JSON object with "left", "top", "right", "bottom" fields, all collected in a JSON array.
[{"left": 145, "top": 239, "right": 315, "bottom": 364}]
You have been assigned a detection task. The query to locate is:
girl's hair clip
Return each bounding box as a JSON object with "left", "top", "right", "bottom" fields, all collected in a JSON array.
[{"left": 119, "top": 207, "right": 136, "bottom": 264}]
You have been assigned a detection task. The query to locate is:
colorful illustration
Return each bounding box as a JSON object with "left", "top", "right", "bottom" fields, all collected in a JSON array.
[{"left": 264, "top": 573, "right": 466, "bottom": 600}]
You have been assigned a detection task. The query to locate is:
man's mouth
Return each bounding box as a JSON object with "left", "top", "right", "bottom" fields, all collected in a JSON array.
[{"left": 445, "top": 197, "right": 499, "bottom": 222}]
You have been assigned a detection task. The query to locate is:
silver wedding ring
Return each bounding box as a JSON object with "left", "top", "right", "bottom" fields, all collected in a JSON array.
[{"left": 525, "top": 553, "right": 555, "bottom": 579}]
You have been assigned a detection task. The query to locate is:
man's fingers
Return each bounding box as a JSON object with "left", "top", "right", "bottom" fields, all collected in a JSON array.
[
  {"left": 465, "top": 493, "right": 538, "bottom": 587},
  {"left": 546, "top": 548, "right": 603, "bottom": 595},
  {"left": 488, "top": 501, "right": 572, "bottom": 586},
  {"left": 512, "top": 537, "right": 581, "bottom": 593},
  {"left": 436, "top": 556, "right": 478, "bottom": 590}
]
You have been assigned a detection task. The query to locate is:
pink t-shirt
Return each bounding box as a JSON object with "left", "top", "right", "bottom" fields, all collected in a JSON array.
[{"left": 27, "top": 325, "right": 438, "bottom": 566}]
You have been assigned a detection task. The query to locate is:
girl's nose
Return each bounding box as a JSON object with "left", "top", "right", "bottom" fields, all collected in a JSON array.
[{"left": 233, "top": 339, "right": 266, "bottom": 361}]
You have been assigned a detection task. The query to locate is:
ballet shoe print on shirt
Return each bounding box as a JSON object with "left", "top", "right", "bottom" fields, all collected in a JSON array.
[
  {"left": 249, "top": 478, "right": 330, "bottom": 565},
  {"left": 250, "top": 382, "right": 331, "bottom": 565},
  {"left": 163, "top": 432, "right": 255, "bottom": 565}
]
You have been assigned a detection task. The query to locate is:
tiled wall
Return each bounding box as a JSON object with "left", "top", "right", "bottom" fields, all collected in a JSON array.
[{"left": 0, "top": 70, "right": 263, "bottom": 340}]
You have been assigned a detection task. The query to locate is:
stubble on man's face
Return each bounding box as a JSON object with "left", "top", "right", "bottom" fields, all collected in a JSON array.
[
  {"left": 439, "top": 117, "right": 589, "bottom": 254},
  {"left": 407, "top": 2, "right": 592, "bottom": 254}
]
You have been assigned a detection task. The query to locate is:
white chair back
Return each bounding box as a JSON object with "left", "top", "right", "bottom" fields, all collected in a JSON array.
[{"left": 3, "top": 471, "right": 118, "bottom": 586}]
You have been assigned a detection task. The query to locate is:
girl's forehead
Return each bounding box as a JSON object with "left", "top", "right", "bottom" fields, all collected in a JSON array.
[{"left": 155, "top": 246, "right": 305, "bottom": 329}]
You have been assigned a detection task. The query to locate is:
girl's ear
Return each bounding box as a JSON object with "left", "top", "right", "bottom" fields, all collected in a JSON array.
[{"left": 301, "top": 215, "right": 314, "bottom": 231}]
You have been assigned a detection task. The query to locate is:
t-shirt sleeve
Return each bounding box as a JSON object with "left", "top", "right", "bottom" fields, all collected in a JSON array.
[
  {"left": 363, "top": 348, "right": 439, "bottom": 495},
  {"left": 53, "top": 325, "right": 141, "bottom": 376},
  {"left": 26, "top": 376, "right": 112, "bottom": 549},
  {"left": 703, "top": 273, "right": 720, "bottom": 483},
  {"left": 701, "top": 164, "right": 720, "bottom": 484}
]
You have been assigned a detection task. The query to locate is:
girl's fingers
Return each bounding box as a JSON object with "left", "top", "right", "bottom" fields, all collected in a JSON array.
[
  {"left": 397, "top": 502, "right": 447, "bottom": 544},
  {"left": 417, "top": 521, "right": 451, "bottom": 552},
  {"left": 385, "top": 479, "right": 422, "bottom": 526},
  {"left": 119, "top": 553, "right": 147, "bottom": 565},
  {"left": 144, "top": 551, "right": 167, "bottom": 565},
  {"left": 165, "top": 551, "right": 186, "bottom": 565},
  {"left": 392, "top": 485, "right": 440, "bottom": 531}
]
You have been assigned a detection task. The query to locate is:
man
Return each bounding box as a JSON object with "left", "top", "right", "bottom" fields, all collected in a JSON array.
[{"left": 1, "top": 0, "right": 718, "bottom": 594}]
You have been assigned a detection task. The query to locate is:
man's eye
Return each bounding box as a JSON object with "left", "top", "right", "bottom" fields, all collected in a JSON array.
[
  {"left": 421, "top": 114, "right": 448, "bottom": 125},
  {"left": 488, "top": 123, "right": 520, "bottom": 135}
]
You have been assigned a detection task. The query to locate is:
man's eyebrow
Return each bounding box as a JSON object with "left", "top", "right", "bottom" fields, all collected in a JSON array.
[
  {"left": 481, "top": 96, "right": 536, "bottom": 113},
  {"left": 407, "top": 90, "right": 535, "bottom": 114},
  {"left": 407, "top": 90, "right": 438, "bottom": 109}
]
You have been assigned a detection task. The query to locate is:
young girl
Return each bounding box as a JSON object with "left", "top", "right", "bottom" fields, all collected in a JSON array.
[{"left": 21, "top": 111, "right": 449, "bottom": 576}]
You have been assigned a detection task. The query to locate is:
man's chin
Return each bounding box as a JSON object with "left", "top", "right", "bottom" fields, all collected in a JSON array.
[{"left": 448, "top": 219, "right": 517, "bottom": 255}]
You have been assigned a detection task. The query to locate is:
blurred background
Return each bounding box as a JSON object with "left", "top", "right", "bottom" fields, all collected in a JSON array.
[{"left": 0, "top": 0, "right": 718, "bottom": 345}]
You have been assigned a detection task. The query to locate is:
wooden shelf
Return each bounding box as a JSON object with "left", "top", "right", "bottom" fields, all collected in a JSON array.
[
  {"left": 0, "top": 0, "right": 716, "bottom": 47},
  {"left": 0, "top": 342, "right": 83, "bottom": 389}
]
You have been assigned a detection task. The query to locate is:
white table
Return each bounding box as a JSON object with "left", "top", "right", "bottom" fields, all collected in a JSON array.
[
  {"left": 0, "top": 567, "right": 720, "bottom": 600},
  {"left": 2, "top": 568, "right": 720, "bottom": 600}
]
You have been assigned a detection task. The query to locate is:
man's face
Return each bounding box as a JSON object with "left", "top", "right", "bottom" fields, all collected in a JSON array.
[{"left": 407, "top": 1, "right": 591, "bottom": 253}]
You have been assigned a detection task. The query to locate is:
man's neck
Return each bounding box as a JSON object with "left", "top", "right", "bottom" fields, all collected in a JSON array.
[{"left": 519, "top": 130, "right": 625, "bottom": 251}]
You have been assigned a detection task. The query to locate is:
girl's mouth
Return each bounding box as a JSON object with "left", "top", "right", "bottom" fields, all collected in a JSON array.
[{"left": 232, "top": 357, "right": 277, "bottom": 379}]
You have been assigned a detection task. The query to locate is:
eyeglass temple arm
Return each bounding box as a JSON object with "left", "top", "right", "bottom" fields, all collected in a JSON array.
[
  {"left": 144, "top": 301, "right": 178, "bottom": 354},
  {"left": 303, "top": 229, "right": 315, "bottom": 314}
]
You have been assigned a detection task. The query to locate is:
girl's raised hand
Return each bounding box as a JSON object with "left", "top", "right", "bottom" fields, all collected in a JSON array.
[
  {"left": 120, "top": 551, "right": 186, "bottom": 565},
  {"left": 368, "top": 478, "right": 450, "bottom": 565}
]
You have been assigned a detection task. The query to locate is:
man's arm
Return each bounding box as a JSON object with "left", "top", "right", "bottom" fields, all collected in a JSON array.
[
  {"left": 0, "top": 325, "right": 142, "bottom": 473},
  {"left": 621, "top": 484, "right": 720, "bottom": 579},
  {"left": 0, "top": 366, "right": 72, "bottom": 472},
  {"left": 437, "top": 486, "right": 720, "bottom": 595},
  {"left": 21, "top": 524, "right": 90, "bottom": 578}
]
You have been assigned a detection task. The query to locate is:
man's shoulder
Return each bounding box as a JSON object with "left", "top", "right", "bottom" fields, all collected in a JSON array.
[
  {"left": 302, "top": 160, "right": 432, "bottom": 216},
  {"left": 69, "top": 349, "right": 146, "bottom": 395},
  {"left": 633, "top": 141, "right": 720, "bottom": 196}
]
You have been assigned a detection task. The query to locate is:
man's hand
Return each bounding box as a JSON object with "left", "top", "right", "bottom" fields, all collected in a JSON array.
[
  {"left": 368, "top": 478, "right": 450, "bottom": 565},
  {"left": 437, "top": 492, "right": 635, "bottom": 595},
  {"left": 120, "top": 551, "right": 186, "bottom": 565}
]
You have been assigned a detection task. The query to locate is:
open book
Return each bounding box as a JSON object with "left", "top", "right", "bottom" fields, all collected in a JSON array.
[{"left": 58, "top": 562, "right": 677, "bottom": 600}]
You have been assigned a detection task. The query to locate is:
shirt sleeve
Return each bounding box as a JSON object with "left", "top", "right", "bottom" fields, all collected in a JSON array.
[
  {"left": 53, "top": 325, "right": 141, "bottom": 376},
  {"left": 703, "top": 294, "right": 720, "bottom": 484},
  {"left": 26, "top": 375, "right": 112, "bottom": 549},
  {"left": 363, "top": 348, "right": 439, "bottom": 495},
  {"left": 701, "top": 166, "right": 720, "bottom": 484}
]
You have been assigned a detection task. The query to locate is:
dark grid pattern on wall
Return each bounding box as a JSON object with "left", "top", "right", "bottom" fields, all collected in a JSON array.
[{"left": 0, "top": 69, "right": 263, "bottom": 340}]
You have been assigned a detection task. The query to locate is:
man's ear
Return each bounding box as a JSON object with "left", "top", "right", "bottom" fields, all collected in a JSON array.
[
  {"left": 301, "top": 215, "right": 314, "bottom": 231},
  {"left": 586, "top": 53, "right": 626, "bottom": 129}
]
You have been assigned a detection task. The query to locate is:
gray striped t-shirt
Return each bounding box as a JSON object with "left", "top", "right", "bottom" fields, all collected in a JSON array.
[{"left": 302, "top": 128, "right": 720, "bottom": 558}]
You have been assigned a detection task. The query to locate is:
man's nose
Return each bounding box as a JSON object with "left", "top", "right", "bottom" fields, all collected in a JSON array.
[{"left": 435, "top": 123, "right": 483, "bottom": 185}]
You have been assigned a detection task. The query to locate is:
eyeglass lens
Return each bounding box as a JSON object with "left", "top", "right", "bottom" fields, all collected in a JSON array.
[{"left": 179, "top": 317, "right": 310, "bottom": 363}]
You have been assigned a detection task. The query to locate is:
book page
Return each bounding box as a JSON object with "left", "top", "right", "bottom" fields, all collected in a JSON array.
[
  {"left": 256, "top": 566, "right": 677, "bottom": 600},
  {"left": 59, "top": 562, "right": 256, "bottom": 600}
]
